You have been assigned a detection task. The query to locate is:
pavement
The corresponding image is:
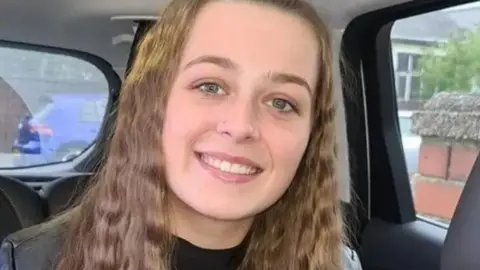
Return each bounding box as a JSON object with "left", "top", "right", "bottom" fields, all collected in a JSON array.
[{"left": 0, "top": 153, "right": 18, "bottom": 168}]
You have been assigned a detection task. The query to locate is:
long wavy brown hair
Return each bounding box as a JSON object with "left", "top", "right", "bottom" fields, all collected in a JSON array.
[{"left": 53, "top": 0, "right": 345, "bottom": 269}]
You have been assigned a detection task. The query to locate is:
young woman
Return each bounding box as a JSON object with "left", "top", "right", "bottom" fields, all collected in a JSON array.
[{"left": 0, "top": 0, "right": 362, "bottom": 269}]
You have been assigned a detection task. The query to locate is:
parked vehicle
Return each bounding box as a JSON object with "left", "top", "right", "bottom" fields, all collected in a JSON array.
[
  {"left": 398, "top": 110, "right": 421, "bottom": 174},
  {"left": 11, "top": 93, "right": 107, "bottom": 166}
]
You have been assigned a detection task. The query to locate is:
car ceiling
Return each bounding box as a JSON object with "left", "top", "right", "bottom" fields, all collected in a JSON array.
[{"left": 0, "top": 0, "right": 410, "bottom": 72}]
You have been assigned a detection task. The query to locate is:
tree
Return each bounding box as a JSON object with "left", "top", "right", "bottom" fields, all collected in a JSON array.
[{"left": 419, "top": 26, "right": 480, "bottom": 99}]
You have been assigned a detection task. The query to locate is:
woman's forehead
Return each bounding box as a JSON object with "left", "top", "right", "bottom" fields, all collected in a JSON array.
[{"left": 179, "top": 1, "right": 320, "bottom": 87}]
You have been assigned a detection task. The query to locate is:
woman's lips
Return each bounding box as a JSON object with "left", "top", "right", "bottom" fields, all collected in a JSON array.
[{"left": 195, "top": 151, "right": 262, "bottom": 184}]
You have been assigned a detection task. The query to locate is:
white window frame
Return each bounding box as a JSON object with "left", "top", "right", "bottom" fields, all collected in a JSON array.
[{"left": 395, "top": 52, "right": 422, "bottom": 101}]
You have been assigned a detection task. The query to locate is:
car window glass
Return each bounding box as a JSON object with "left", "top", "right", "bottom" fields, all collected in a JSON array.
[
  {"left": 80, "top": 98, "right": 107, "bottom": 123},
  {"left": 398, "top": 116, "right": 413, "bottom": 137},
  {"left": 391, "top": 1, "right": 480, "bottom": 225},
  {"left": 0, "top": 46, "right": 109, "bottom": 168}
]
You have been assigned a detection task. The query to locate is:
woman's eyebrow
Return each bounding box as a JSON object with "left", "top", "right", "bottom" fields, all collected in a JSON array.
[
  {"left": 183, "top": 54, "right": 312, "bottom": 96},
  {"left": 265, "top": 71, "right": 312, "bottom": 97},
  {"left": 183, "top": 55, "right": 238, "bottom": 70}
]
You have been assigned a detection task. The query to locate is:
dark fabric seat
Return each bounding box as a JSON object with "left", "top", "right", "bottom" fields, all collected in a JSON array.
[
  {"left": 40, "top": 174, "right": 90, "bottom": 216},
  {"left": 442, "top": 154, "right": 480, "bottom": 270},
  {"left": 0, "top": 175, "right": 44, "bottom": 241}
]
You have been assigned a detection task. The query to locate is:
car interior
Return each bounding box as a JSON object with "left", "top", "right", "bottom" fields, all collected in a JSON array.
[{"left": 1, "top": 0, "right": 480, "bottom": 269}]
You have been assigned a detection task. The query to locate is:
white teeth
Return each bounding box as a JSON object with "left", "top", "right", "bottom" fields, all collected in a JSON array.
[{"left": 200, "top": 154, "right": 258, "bottom": 175}]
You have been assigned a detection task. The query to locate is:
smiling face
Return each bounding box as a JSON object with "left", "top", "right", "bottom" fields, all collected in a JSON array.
[{"left": 162, "top": 1, "right": 319, "bottom": 222}]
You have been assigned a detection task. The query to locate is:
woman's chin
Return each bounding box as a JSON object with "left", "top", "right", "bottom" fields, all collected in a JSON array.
[
  {"left": 172, "top": 194, "right": 260, "bottom": 222},
  {"left": 192, "top": 201, "right": 260, "bottom": 222}
]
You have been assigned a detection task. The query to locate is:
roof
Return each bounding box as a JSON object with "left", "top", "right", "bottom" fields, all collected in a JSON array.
[
  {"left": 447, "top": 7, "right": 480, "bottom": 29},
  {"left": 391, "top": 6, "right": 480, "bottom": 44}
]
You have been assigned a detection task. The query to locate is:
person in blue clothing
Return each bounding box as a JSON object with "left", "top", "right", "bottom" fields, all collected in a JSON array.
[
  {"left": 12, "top": 116, "right": 41, "bottom": 154},
  {"left": 11, "top": 95, "right": 54, "bottom": 155},
  {"left": 1, "top": 0, "right": 362, "bottom": 269}
]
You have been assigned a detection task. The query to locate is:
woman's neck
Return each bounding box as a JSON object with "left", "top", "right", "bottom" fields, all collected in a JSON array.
[{"left": 170, "top": 199, "right": 253, "bottom": 250}]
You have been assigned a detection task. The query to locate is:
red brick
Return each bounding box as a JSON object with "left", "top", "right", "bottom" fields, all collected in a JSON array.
[
  {"left": 414, "top": 179, "right": 463, "bottom": 220},
  {"left": 449, "top": 144, "right": 479, "bottom": 181},
  {"left": 418, "top": 142, "right": 449, "bottom": 178}
]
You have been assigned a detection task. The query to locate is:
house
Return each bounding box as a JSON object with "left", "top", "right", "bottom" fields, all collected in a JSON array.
[
  {"left": 0, "top": 77, "right": 30, "bottom": 153},
  {"left": 391, "top": 5, "right": 480, "bottom": 110}
]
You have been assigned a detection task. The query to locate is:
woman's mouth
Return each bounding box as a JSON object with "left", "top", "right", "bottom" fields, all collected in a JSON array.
[{"left": 195, "top": 151, "right": 263, "bottom": 183}]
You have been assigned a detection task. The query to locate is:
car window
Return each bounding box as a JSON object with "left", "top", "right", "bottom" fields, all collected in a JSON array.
[
  {"left": 398, "top": 116, "right": 413, "bottom": 137},
  {"left": 79, "top": 99, "right": 108, "bottom": 123},
  {"left": 0, "top": 46, "right": 109, "bottom": 168},
  {"left": 391, "top": 1, "right": 480, "bottom": 225}
]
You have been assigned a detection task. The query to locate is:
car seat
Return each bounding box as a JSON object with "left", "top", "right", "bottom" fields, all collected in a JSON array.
[
  {"left": 441, "top": 153, "right": 480, "bottom": 270},
  {"left": 0, "top": 175, "right": 44, "bottom": 241},
  {"left": 40, "top": 174, "right": 90, "bottom": 216}
]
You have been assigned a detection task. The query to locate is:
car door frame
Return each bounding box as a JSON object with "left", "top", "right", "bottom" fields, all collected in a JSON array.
[{"left": 341, "top": 0, "right": 477, "bottom": 269}]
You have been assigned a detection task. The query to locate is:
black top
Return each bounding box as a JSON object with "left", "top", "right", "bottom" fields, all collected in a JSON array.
[
  {"left": 173, "top": 237, "right": 245, "bottom": 270},
  {"left": 0, "top": 222, "right": 362, "bottom": 270}
]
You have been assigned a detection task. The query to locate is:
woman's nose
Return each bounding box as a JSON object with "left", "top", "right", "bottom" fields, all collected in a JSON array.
[{"left": 216, "top": 102, "right": 259, "bottom": 142}]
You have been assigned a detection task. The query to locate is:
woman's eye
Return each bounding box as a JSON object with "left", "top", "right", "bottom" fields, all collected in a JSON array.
[
  {"left": 267, "top": 98, "right": 296, "bottom": 113},
  {"left": 197, "top": 83, "right": 226, "bottom": 96}
]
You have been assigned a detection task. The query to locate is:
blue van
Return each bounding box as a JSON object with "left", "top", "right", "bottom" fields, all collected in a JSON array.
[{"left": 11, "top": 93, "right": 107, "bottom": 166}]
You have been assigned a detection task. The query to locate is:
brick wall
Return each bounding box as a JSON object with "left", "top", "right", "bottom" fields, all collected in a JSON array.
[{"left": 413, "top": 138, "right": 478, "bottom": 220}]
